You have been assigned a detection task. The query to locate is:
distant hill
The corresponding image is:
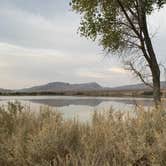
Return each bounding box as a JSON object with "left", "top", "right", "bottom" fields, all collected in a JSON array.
[
  {"left": 0, "top": 88, "right": 13, "bottom": 93},
  {"left": 0, "top": 81, "right": 165, "bottom": 95},
  {"left": 109, "top": 81, "right": 166, "bottom": 91},
  {"left": 18, "top": 82, "right": 103, "bottom": 93}
]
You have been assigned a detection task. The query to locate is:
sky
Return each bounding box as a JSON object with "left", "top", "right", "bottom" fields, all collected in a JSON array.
[{"left": 0, "top": 0, "right": 165, "bottom": 89}]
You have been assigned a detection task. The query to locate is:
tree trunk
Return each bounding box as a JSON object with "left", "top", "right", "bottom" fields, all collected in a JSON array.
[
  {"left": 142, "top": 25, "right": 161, "bottom": 106},
  {"left": 151, "top": 63, "right": 161, "bottom": 107},
  {"left": 138, "top": 0, "right": 161, "bottom": 106},
  {"left": 144, "top": 35, "right": 161, "bottom": 107}
]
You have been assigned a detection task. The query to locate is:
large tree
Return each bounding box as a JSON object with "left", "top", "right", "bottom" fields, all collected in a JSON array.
[{"left": 70, "top": 0, "right": 166, "bottom": 106}]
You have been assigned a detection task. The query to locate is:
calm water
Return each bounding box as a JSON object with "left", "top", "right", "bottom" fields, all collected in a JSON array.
[{"left": 0, "top": 96, "right": 165, "bottom": 122}]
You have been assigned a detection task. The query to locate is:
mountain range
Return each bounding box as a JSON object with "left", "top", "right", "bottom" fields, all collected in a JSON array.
[
  {"left": 0, "top": 81, "right": 166, "bottom": 93},
  {"left": 109, "top": 81, "right": 166, "bottom": 91},
  {"left": 17, "top": 82, "right": 103, "bottom": 92}
]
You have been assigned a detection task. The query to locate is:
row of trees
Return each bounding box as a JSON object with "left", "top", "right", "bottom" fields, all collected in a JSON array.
[{"left": 70, "top": 0, "right": 166, "bottom": 106}]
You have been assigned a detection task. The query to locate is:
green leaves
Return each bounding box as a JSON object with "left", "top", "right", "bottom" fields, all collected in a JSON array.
[
  {"left": 145, "top": 0, "right": 166, "bottom": 14},
  {"left": 157, "top": 0, "right": 166, "bottom": 7},
  {"left": 70, "top": 0, "right": 123, "bottom": 51},
  {"left": 70, "top": 0, "right": 165, "bottom": 53}
]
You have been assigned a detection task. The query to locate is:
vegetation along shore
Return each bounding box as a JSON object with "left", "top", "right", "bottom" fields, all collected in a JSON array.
[{"left": 0, "top": 102, "right": 166, "bottom": 165}]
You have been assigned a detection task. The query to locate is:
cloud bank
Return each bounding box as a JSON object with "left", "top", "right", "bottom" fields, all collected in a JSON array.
[{"left": 0, "top": 0, "right": 165, "bottom": 89}]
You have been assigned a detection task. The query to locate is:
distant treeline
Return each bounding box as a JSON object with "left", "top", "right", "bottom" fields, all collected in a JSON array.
[{"left": 0, "top": 90, "right": 166, "bottom": 98}]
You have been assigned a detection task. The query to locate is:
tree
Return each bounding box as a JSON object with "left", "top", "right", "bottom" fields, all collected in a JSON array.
[{"left": 70, "top": 0, "right": 166, "bottom": 106}]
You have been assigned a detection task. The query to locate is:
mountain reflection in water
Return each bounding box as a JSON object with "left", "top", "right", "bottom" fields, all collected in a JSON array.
[
  {"left": 25, "top": 97, "right": 162, "bottom": 108},
  {"left": 0, "top": 96, "right": 165, "bottom": 108},
  {"left": 27, "top": 98, "right": 106, "bottom": 107}
]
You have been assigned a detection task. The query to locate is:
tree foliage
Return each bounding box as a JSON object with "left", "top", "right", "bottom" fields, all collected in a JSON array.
[
  {"left": 70, "top": 0, "right": 166, "bottom": 105},
  {"left": 70, "top": 0, "right": 165, "bottom": 53}
]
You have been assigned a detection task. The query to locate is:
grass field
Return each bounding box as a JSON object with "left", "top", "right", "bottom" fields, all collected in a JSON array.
[{"left": 0, "top": 102, "right": 166, "bottom": 166}]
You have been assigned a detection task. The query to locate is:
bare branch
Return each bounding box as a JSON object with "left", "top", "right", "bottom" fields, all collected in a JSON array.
[
  {"left": 125, "top": 61, "right": 153, "bottom": 88},
  {"left": 117, "top": 0, "right": 140, "bottom": 37}
]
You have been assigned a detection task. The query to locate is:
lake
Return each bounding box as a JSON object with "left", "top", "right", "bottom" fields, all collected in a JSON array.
[{"left": 0, "top": 96, "right": 165, "bottom": 122}]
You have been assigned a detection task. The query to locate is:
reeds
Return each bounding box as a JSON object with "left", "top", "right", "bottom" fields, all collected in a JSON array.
[{"left": 0, "top": 102, "right": 166, "bottom": 166}]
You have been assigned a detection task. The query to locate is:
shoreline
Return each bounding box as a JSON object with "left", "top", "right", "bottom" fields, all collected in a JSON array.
[{"left": 0, "top": 92, "right": 165, "bottom": 99}]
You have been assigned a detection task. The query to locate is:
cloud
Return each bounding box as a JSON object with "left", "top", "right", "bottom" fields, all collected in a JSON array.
[
  {"left": 77, "top": 71, "right": 107, "bottom": 79},
  {"left": 0, "top": 1, "right": 165, "bottom": 89},
  {"left": 0, "top": 42, "right": 107, "bottom": 88},
  {"left": 0, "top": 42, "right": 64, "bottom": 58},
  {"left": 108, "top": 67, "right": 128, "bottom": 74},
  {"left": 0, "top": 0, "right": 100, "bottom": 55},
  {"left": 77, "top": 67, "right": 128, "bottom": 79},
  {"left": 75, "top": 66, "right": 138, "bottom": 87},
  {"left": 148, "top": 7, "right": 166, "bottom": 61}
]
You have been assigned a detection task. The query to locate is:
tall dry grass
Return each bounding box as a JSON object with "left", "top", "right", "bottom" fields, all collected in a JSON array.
[{"left": 0, "top": 102, "right": 166, "bottom": 166}]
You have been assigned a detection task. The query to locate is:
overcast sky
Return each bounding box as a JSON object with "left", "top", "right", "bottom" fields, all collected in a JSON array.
[{"left": 0, "top": 0, "right": 165, "bottom": 89}]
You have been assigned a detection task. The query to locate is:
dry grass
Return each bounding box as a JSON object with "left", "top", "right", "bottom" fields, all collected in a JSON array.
[{"left": 0, "top": 102, "right": 166, "bottom": 166}]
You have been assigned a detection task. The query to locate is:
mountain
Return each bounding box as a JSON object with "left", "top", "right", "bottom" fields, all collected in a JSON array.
[
  {"left": 0, "top": 81, "right": 165, "bottom": 94},
  {"left": 109, "top": 81, "right": 166, "bottom": 91},
  {"left": 18, "top": 82, "right": 103, "bottom": 92},
  {"left": 0, "top": 88, "right": 13, "bottom": 93}
]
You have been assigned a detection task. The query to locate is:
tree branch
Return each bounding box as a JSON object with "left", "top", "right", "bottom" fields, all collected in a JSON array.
[
  {"left": 126, "top": 61, "right": 153, "bottom": 88},
  {"left": 117, "top": 0, "right": 140, "bottom": 37}
]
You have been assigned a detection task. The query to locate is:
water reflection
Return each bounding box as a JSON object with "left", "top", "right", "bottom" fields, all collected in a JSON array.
[
  {"left": 24, "top": 97, "right": 155, "bottom": 108},
  {"left": 110, "top": 98, "right": 154, "bottom": 107},
  {"left": 0, "top": 96, "right": 165, "bottom": 122},
  {"left": 110, "top": 98, "right": 166, "bottom": 107},
  {"left": 27, "top": 98, "right": 107, "bottom": 107},
  {"left": 0, "top": 96, "right": 158, "bottom": 108}
]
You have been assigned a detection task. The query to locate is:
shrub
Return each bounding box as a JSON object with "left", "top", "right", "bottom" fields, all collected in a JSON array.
[{"left": 0, "top": 102, "right": 166, "bottom": 165}]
